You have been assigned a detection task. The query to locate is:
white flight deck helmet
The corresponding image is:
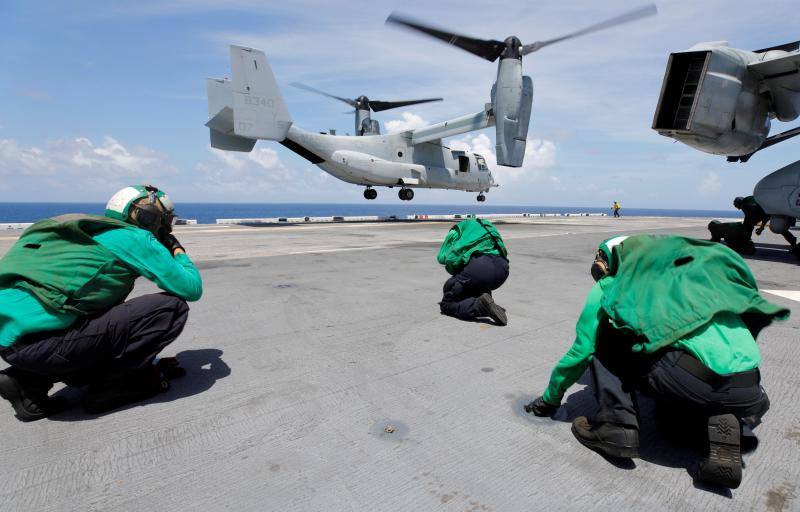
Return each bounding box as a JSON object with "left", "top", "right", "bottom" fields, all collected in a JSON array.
[
  {"left": 105, "top": 185, "right": 176, "bottom": 234},
  {"left": 590, "top": 235, "right": 629, "bottom": 281}
]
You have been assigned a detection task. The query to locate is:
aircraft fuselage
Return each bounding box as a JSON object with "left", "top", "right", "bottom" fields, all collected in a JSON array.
[{"left": 285, "top": 126, "right": 494, "bottom": 193}]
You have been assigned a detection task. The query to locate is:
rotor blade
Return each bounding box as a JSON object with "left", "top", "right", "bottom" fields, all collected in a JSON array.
[
  {"left": 521, "top": 4, "right": 657, "bottom": 55},
  {"left": 290, "top": 82, "right": 357, "bottom": 107},
  {"left": 386, "top": 12, "right": 505, "bottom": 62},
  {"left": 368, "top": 97, "right": 443, "bottom": 112}
]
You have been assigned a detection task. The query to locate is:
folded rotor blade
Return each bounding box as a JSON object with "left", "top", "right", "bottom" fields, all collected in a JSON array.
[
  {"left": 368, "top": 97, "right": 443, "bottom": 112},
  {"left": 386, "top": 12, "right": 505, "bottom": 62},
  {"left": 290, "top": 82, "right": 357, "bottom": 107},
  {"left": 521, "top": 4, "right": 657, "bottom": 55}
]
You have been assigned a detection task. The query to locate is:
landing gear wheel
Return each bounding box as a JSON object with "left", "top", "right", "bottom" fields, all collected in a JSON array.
[
  {"left": 399, "top": 188, "right": 414, "bottom": 201},
  {"left": 364, "top": 188, "right": 377, "bottom": 200},
  {"left": 477, "top": 194, "right": 486, "bottom": 202}
]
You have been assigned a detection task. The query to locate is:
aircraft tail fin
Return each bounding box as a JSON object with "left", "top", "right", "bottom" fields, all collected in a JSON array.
[{"left": 206, "top": 45, "right": 292, "bottom": 150}]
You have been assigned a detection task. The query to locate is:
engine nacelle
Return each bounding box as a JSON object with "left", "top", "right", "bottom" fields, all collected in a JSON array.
[
  {"left": 652, "top": 45, "right": 771, "bottom": 156},
  {"left": 492, "top": 58, "right": 533, "bottom": 167},
  {"left": 753, "top": 159, "right": 800, "bottom": 218}
]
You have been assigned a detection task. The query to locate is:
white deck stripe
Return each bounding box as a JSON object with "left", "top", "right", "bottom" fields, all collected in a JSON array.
[{"left": 763, "top": 289, "right": 800, "bottom": 302}]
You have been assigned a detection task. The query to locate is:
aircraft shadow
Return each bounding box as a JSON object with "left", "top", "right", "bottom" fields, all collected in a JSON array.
[
  {"left": 743, "top": 243, "right": 800, "bottom": 265},
  {"left": 48, "top": 348, "right": 231, "bottom": 422}
]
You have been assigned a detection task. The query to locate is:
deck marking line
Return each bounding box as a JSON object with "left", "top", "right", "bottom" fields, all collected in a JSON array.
[{"left": 763, "top": 290, "right": 800, "bottom": 302}]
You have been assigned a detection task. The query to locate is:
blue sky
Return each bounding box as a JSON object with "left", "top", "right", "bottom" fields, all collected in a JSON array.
[{"left": 1, "top": 0, "right": 798, "bottom": 207}]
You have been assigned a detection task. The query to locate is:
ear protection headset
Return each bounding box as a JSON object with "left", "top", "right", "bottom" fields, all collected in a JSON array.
[
  {"left": 130, "top": 185, "right": 175, "bottom": 233},
  {"left": 590, "top": 250, "right": 610, "bottom": 282}
]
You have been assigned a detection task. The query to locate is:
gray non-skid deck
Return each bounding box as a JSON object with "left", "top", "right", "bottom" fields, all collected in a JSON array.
[{"left": 0, "top": 217, "right": 798, "bottom": 511}]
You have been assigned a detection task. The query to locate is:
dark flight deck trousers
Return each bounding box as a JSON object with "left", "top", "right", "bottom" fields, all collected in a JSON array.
[
  {"left": 0, "top": 293, "right": 189, "bottom": 387},
  {"left": 590, "top": 333, "right": 769, "bottom": 430},
  {"left": 440, "top": 253, "right": 509, "bottom": 319}
]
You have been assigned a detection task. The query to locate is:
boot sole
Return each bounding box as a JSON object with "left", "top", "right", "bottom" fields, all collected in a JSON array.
[
  {"left": 571, "top": 422, "right": 640, "bottom": 459},
  {"left": 488, "top": 303, "right": 507, "bottom": 326},
  {"left": 697, "top": 414, "right": 742, "bottom": 488},
  {"left": 0, "top": 373, "right": 47, "bottom": 422}
]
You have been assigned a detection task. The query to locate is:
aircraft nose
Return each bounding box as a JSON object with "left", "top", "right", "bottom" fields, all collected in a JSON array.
[{"left": 754, "top": 160, "right": 800, "bottom": 216}]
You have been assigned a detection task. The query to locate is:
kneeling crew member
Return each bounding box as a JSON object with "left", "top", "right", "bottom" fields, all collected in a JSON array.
[
  {"left": 0, "top": 185, "right": 202, "bottom": 420},
  {"left": 737, "top": 195, "right": 798, "bottom": 254},
  {"left": 437, "top": 218, "right": 509, "bottom": 325},
  {"left": 526, "top": 235, "right": 786, "bottom": 488}
]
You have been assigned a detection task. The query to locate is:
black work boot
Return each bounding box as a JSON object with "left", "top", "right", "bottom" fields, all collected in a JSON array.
[
  {"left": 0, "top": 368, "right": 66, "bottom": 422},
  {"left": 475, "top": 293, "right": 507, "bottom": 326},
  {"left": 697, "top": 414, "right": 742, "bottom": 488},
  {"left": 84, "top": 366, "right": 170, "bottom": 414},
  {"left": 571, "top": 416, "right": 640, "bottom": 459}
]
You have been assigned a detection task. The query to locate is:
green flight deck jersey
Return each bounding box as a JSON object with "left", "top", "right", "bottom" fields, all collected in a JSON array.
[
  {"left": 542, "top": 235, "right": 788, "bottom": 405},
  {"left": 0, "top": 214, "right": 202, "bottom": 348},
  {"left": 437, "top": 219, "right": 508, "bottom": 275}
]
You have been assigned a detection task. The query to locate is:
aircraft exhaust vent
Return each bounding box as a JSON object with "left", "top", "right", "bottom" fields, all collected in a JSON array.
[{"left": 653, "top": 51, "right": 710, "bottom": 131}]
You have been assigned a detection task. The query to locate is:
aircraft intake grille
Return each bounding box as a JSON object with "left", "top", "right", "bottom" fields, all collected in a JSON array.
[{"left": 653, "top": 51, "right": 711, "bottom": 131}]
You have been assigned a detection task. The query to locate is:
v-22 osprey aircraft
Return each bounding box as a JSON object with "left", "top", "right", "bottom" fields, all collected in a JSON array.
[{"left": 206, "top": 46, "right": 497, "bottom": 201}]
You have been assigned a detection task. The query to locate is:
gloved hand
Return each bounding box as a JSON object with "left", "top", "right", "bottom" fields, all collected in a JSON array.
[
  {"left": 160, "top": 233, "right": 185, "bottom": 256},
  {"left": 156, "top": 357, "right": 186, "bottom": 379},
  {"left": 524, "top": 396, "right": 559, "bottom": 417}
]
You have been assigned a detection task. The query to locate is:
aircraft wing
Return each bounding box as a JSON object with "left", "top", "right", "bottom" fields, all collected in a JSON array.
[
  {"left": 749, "top": 51, "right": 800, "bottom": 122},
  {"left": 410, "top": 104, "right": 495, "bottom": 145}
]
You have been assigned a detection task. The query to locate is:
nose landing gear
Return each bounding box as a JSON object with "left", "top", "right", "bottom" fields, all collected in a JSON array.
[
  {"left": 399, "top": 188, "right": 414, "bottom": 201},
  {"left": 363, "top": 187, "right": 377, "bottom": 200},
  {"left": 477, "top": 193, "right": 486, "bottom": 202}
]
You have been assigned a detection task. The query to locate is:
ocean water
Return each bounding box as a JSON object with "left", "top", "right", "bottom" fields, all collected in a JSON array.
[{"left": 0, "top": 203, "right": 740, "bottom": 225}]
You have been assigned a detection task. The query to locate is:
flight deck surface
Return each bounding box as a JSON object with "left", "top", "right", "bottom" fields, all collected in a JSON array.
[{"left": 0, "top": 216, "right": 798, "bottom": 511}]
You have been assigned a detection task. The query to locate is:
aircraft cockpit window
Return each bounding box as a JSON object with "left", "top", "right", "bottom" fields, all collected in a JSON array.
[{"left": 475, "top": 155, "right": 488, "bottom": 171}]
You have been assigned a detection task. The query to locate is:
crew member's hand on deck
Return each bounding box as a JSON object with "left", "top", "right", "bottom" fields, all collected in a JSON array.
[{"left": 525, "top": 396, "right": 559, "bottom": 417}]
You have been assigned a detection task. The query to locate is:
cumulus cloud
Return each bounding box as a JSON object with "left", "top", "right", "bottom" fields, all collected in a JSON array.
[
  {"left": 698, "top": 171, "right": 722, "bottom": 195},
  {"left": 450, "top": 132, "right": 559, "bottom": 185},
  {"left": 0, "top": 136, "right": 174, "bottom": 176},
  {"left": 384, "top": 112, "right": 429, "bottom": 133},
  {"left": 195, "top": 146, "right": 349, "bottom": 199},
  {"left": 0, "top": 136, "right": 176, "bottom": 197}
]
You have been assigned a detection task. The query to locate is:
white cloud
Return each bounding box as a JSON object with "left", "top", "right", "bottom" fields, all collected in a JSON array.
[
  {"left": 0, "top": 136, "right": 177, "bottom": 196},
  {"left": 384, "top": 112, "right": 429, "bottom": 133},
  {"left": 196, "top": 146, "right": 349, "bottom": 199},
  {"left": 451, "top": 132, "right": 559, "bottom": 185},
  {"left": 698, "top": 171, "right": 722, "bottom": 195}
]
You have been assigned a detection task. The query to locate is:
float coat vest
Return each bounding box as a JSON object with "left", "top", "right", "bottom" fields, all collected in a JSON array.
[
  {"left": 437, "top": 218, "right": 508, "bottom": 275},
  {"left": 599, "top": 235, "right": 788, "bottom": 353},
  {"left": 0, "top": 214, "right": 140, "bottom": 315}
]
